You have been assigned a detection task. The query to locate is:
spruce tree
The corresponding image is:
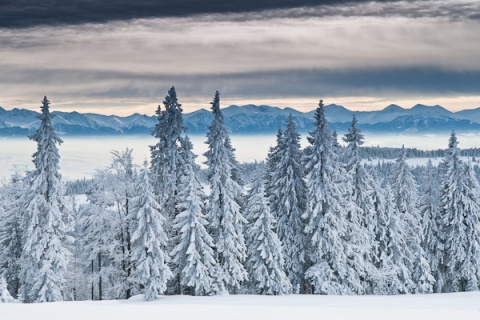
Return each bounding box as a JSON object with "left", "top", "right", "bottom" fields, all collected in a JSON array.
[
  {"left": 0, "top": 277, "right": 16, "bottom": 303},
  {"left": 245, "top": 170, "right": 292, "bottom": 295},
  {"left": 204, "top": 91, "right": 247, "bottom": 292},
  {"left": 391, "top": 146, "right": 434, "bottom": 293},
  {"left": 419, "top": 160, "right": 443, "bottom": 292},
  {"left": 343, "top": 115, "right": 377, "bottom": 292},
  {"left": 150, "top": 87, "right": 186, "bottom": 293},
  {"left": 171, "top": 137, "right": 216, "bottom": 296},
  {"left": 130, "top": 161, "right": 172, "bottom": 301},
  {"left": 439, "top": 132, "right": 480, "bottom": 292},
  {"left": 270, "top": 115, "right": 306, "bottom": 293},
  {"left": 0, "top": 172, "right": 25, "bottom": 298},
  {"left": 374, "top": 184, "right": 413, "bottom": 294},
  {"left": 150, "top": 86, "right": 186, "bottom": 230},
  {"left": 19, "top": 96, "right": 70, "bottom": 303},
  {"left": 303, "top": 100, "right": 364, "bottom": 295}
]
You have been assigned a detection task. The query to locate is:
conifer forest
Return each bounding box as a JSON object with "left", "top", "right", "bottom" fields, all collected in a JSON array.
[{"left": 2, "top": 87, "right": 480, "bottom": 303}]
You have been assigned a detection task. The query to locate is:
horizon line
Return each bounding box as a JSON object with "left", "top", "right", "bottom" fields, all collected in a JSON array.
[{"left": 1, "top": 101, "right": 479, "bottom": 118}]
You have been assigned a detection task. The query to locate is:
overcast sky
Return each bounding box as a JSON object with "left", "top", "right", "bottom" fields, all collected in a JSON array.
[{"left": 1, "top": 0, "right": 479, "bottom": 115}]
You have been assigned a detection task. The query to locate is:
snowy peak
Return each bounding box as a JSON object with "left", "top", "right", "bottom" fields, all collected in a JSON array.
[
  {"left": 324, "top": 104, "right": 354, "bottom": 123},
  {"left": 410, "top": 104, "right": 452, "bottom": 116},
  {"left": 382, "top": 104, "right": 404, "bottom": 112}
]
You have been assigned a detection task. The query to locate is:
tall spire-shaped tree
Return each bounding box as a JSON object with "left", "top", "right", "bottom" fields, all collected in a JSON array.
[
  {"left": 303, "top": 100, "right": 365, "bottom": 295},
  {"left": 391, "top": 146, "right": 434, "bottom": 293},
  {"left": 150, "top": 86, "right": 186, "bottom": 228},
  {"left": 19, "top": 96, "right": 70, "bottom": 302},
  {"left": 270, "top": 115, "right": 306, "bottom": 293},
  {"left": 343, "top": 114, "right": 377, "bottom": 292},
  {"left": 171, "top": 137, "right": 216, "bottom": 296},
  {"left": 439, "top": 132, "right": 480, "bottom": 292},
  {"left": 150, "top": 87, "right": 186, "bottom": 293},
  {"left": 204, "top": 91, "right": 247, "bottom": 292}
]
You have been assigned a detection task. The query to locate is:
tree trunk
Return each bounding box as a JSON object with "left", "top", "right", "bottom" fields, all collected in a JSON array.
[
  {"left": 91, "top": 260, "right": 95, "bottom": 300},
  {"left": 98, "top": 253, "right": 103, "bottom": 300}
]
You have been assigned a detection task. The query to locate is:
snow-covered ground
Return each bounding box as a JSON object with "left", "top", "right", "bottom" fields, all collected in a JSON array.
[{"left": 2, "top": 293, "right": 480, "bottom": 320}]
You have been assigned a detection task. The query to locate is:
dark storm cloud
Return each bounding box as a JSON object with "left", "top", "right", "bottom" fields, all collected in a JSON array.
[
  {"left": 0, "top": 0, "right": 403, "bottom": 29},
  {"left": 225, "top": 1, "right": 480, "bottom": 22},
  {"left": 2, "top": 0, "right": 480, "bottom": 29},
  {"left": 2, "top": 66, "right": 479, "bottom": 100}
]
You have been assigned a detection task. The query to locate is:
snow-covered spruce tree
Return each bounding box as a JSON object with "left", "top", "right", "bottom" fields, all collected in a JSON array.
[
  {"left": 245, "top": 169, "right": 292, "bottom": 295},
  {"left": 391, "top": 146, "right": 434, "bottom": 293},
  {"left": 19, "top": 96, "right": 71, "bottom": 303},
  {"left": 269, "top": 115, "right": 306, "bottom": 293},
  {"left": 373, "top": 183, "right": 414, "bottom": 294},
  {"left": 170, "top": 137, "right": 216, "bottom": 296},
  {"left": 419, "top": 160, "right": 443, "bottom": 292},
  {"left": 130, "top": 161, "right": 172, "bottom": 301},
  {"left": 150, "top": 86, "right": 186, "bottom": 220},
  {"left": 343, "top": 115, "right": 377, "bottom": 293},
  {"left": 0, "top": 171, "right": 25, "bottom": 299},
  {"left": 204, "top": 91, "right": 248, "bottom": 293},
  {"left": 0, "top": 277, "right": 17, "bottom": 303},
  {"left": 303, "top": 100, "right": 365, "bottom": 295},
  {"left": 150, "top": 87, "right": 186, "bottom": 293},
  {"left": 439, "top": 132, "right": 480, "bottom": 292}
]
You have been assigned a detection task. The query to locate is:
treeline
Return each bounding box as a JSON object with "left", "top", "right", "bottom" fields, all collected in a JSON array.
[
  {"left": 359, "top": 146, "right": 480, "bottom": 160},
  {"left": 1, "top": 89, "right": 480, "bottom": 303}
]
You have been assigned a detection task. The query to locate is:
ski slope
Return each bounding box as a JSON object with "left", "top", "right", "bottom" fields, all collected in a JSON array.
[{"left": 1, "top": 292, "right": 480, "bottom": 320}]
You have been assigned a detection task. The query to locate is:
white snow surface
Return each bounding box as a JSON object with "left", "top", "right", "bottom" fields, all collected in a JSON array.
[{"left": 1, "top": 293, "right": 480, "bottom": 320}]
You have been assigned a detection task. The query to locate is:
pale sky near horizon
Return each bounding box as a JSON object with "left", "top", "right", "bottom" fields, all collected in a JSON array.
[{"left": 1, "top": 0, "right": 480, "bottom": 116}]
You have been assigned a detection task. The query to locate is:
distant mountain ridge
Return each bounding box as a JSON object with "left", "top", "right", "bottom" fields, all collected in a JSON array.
[{"left": 0, "top": 103, "right": 479, "bottom": 136}]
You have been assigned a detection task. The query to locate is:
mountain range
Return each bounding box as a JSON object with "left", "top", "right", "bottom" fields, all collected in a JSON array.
[{"left": 0, "top": 103, "right": 480, "bottom": 136}]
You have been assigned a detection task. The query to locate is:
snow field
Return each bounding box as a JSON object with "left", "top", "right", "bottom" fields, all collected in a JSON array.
[{"left": 2, "top": 292, "right": 480, "bottom": 320}]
